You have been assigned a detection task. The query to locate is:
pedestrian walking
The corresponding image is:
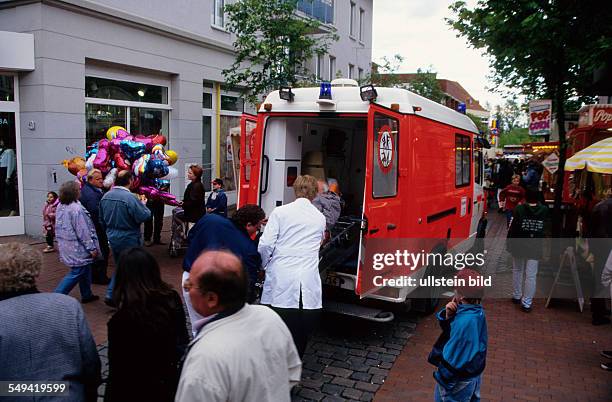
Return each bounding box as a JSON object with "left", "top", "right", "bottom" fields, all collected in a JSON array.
[
  {"left": 42, "top": 191, "right": 59, "bottom": 253},
  {"left": 176, "top": 250, "right": 301, "bottom": 402},
  {"left": 499, "top": 174, "right": 525, "bottom": 226},
  {"left": 105, "top": 247, "right": 189, "bottom": 402},
  {"left": 0, "top": 243, "right": 101, "bottom": 402},
  {"left": 99, "top": 170, "right": 151, "bottom": 306},
  {"left": 54, "top": 181, "right": 101, "bottom": 303},
  {"left": 258, "top": 174, "right": 326, "bottom": 357},
  {"left": 428, "top": 268, "right": 488, "bottom": 402},
  {"left": 80, "top": 168, "right": 110, "bottom": 284},
  {"left": 588, "top": 189, "right": 612, "bottom": 326},
  {"left": 507, "top": 188, "right": 549, "bottom": 312},
  {"left": 205, "top": 178, "right": 227, "bottom": 217},
  {"left": 182, "top": 204, "right": 265, "bottom": 331}
]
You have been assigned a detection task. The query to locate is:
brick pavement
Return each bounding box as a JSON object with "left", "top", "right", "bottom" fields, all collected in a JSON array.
[
  {"left": 376, "top": 213, "right": 612, "bottom": 402},
  {"left": 3, "top": 213, "right": 611, "bottom": 401}
]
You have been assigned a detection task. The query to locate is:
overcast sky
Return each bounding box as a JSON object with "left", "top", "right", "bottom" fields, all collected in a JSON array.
[{"left": 372, "top": 0, "right": 508, "bottom": 110}]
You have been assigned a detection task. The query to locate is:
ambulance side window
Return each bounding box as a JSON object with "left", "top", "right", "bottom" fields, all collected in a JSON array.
[
  {"left": 474, "top": 149, "right": 482, "bottom": 185},
  {"left": 373, "top": 114, "right": 399, "bottom": 198},
  {"left": 455, "top": 134, "right": 471, "bottom": 187}
]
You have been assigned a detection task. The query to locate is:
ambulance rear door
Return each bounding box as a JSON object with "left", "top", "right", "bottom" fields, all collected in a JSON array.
[
  {"left": 238, "top": 113, "right": 260, "bottom": 207},
  {"left": 357, "top": 104, "right": 406, "bottom": 296}
]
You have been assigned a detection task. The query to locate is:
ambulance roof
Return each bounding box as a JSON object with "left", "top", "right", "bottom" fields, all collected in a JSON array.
[{"left": 259, "top": 84, "right": 479, "bottom": 134}]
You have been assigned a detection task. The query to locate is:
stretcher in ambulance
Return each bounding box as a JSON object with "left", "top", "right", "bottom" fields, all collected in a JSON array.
[{"left": 238, "top": 79, "right": 487, "bottom": 320}]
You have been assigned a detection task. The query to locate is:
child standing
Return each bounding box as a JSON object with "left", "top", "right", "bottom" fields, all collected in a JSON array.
[
  {"left": 42, "top": 191, "right": 59, "bottom": 253},
  {"left": 499, "top": 174, "right": 525, "bottom": 227},
  {"left": 428, "top": 268, "right": 488, "bottom": 402}
]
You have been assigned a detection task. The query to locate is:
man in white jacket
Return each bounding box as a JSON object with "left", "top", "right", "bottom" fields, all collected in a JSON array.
[
  {"left": 176, "top": 250, "right": 301, "bottom": 402},
  {"left": 258, "top": 175, "right": 326, "bottom": 357}
]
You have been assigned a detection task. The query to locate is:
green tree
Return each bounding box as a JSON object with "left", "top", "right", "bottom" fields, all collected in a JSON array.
[
  {"left": 223, "top": 0, "right": 338, "bottom": 104},
  {"left": 366, "top": 54, "right": 405, "bottom": 87},
  {"left": 447, "top": 0, "right": 612, "bottom": 234},
  {"left": 408, "top": 67, "right": 445, "bottom": 103},
  {"left": 467, "top": 113, "right": 488, "bottom": 134},
  {"left": 498, "top": 127, "right": 530, "bottom": 147}
]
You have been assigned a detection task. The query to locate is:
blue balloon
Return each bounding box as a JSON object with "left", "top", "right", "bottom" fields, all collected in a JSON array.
[
  {"left": 145, "top": 158, "right": 169, "bottom": 178},
  {"left": 86, "top": 143, "right": 99, "bottom": 159},
  {"left": 152, "top": 178, "right": 170, "bottom": 189},
  {"left": 120, "top": 140, "right": 146, "bottom": 161}
]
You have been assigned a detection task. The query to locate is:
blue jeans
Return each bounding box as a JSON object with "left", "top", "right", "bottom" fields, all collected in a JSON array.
[
  {"left": 55, "top": 264, "right": 94, "bottom": 300},
  {"left": 434, "top": 375, "right": 481, "bottom": 402}
]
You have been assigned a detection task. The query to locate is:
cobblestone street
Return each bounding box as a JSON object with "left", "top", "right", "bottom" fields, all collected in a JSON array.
[{"left": 2, "top": 213, "right": 610, "bottom": 401}]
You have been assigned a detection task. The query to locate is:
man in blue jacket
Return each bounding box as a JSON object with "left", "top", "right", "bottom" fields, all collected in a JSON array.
[
  {"left": 428, "top": 268, "right": 488, "bottom": 402},
  {"left": 99, "top": 170, "right": 151, "bottom": 305},
  {"left": 182, "top": 204, "right": 265, "bottom": 331},
  {"left": 80, "top": 168, "right": 110, "bottom": 284}
]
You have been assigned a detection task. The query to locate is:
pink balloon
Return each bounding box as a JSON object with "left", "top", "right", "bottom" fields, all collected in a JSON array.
[
  {"left": 116, "top": 129, "right": 130, "bottom": 140},
  {"left": 138, "top": 185, "right": 179, "bottom": 206},
  {"left": 134, "top": 135, "right": 154, "bottom": 152},
  {"left": 93, "top": 140, "right": 110, "bottom": 173}
]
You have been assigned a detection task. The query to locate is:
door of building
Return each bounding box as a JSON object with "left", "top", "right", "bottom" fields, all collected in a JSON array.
[{"left": 0, "top": 74, "right": 24, "bottom": 236}]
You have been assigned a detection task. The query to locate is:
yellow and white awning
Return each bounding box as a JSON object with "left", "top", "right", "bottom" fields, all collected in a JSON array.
[{"left": 565, "top": 137, "right": 612, "bottom": 174}]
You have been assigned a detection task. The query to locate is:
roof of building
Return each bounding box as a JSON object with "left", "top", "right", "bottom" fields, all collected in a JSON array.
[
  {"left": 259, "top": 82, "right": 478, "bottom": 133},
  {"left": 390, "top": 73, "right": 489, "bottom": 113}
]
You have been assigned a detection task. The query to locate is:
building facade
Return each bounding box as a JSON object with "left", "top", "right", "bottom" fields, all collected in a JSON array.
[{"left": 0, "top": 0, "right": 373, "bottom": 236}]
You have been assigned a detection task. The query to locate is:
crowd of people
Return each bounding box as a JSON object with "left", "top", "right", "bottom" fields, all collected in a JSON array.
[
  {"left": 0, "top": 157, "right": 609, "bottom": 401},
  {"left": 0, "top": 171, "right": 342, "bottom": 401}
]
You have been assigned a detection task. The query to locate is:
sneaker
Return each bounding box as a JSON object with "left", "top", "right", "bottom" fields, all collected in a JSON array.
[
  {"left": 104, "top": 298, "right": 117, "bottom": 308},
  {"left": 144, "top": 240, "right": 153, "bottom": 247},
  {"left": 600, "top": 351, "right": 612, "bottom": 359},
  {"left": 43, "top": 246, "right": 55, "bottom": 253},
  {"left": 511, "top": 298, "right": 521, "bottom": 305},
  {"left": 601, "top": 362, "right": 612, "bottom": 371},
  {"left": 520, "top": 305, "right": 532, "bottom": 313},
  {"left": 81, "top": 295, "right": 99, "bottom": 304}
]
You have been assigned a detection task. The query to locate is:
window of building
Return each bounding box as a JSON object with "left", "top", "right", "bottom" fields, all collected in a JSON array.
[
  {"left": 348, "top": 64, "right": 355, "bottom": 79},
  {"left": 212, "top": 0, "right": 225, "bottom": 28},
  {"left": 297, "top": 0, "right": 334, "bottom": 25},
  {"left": 85, "top": 76, "right": 168, "bottom": 104},
  {"left": 359, "top": 8, "right": 365, "bottom": 41},
  {"left": 358, "top": 68, "right": 364, "bottom": 82},
  {"left": 328, "top": 56, "right": 336, "bottom": 81},
  {"left": 349, "top": 2, "right": 356, "bottom": 37},
  {"left": 455, "top": 134, "right": 471, "bottom": 187},
  {"left": 0, "top": 75, "right": 14, "bottom": 101},
  {"left": 373, "top": 113, "right": 399, "bottom": 198},
  {"left": 315, "top": 54, "right": 323, "bottom": 81},
  {"left": 85, "top": 76, "right": 170, "bottom": 146},
  {"left": 218, "top": 87, "right": 245, "bottom": 192}
]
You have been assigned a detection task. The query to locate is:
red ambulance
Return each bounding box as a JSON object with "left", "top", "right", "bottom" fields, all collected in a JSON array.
[{"left": 238, "top": 79, "right": 488, "bottom": 320}]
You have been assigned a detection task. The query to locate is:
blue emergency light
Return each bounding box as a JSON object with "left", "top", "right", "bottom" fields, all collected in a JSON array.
[
  {"left": 319, "top": 82, "right": 332, "bottom": 100},
  {"left": 457, "top": 102, "right": 466, "bottom": 114}
]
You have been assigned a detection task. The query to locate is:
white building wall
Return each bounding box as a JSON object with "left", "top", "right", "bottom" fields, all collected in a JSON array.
[{"left": 0, "top": 0, "right": 373, "bottom": 236}]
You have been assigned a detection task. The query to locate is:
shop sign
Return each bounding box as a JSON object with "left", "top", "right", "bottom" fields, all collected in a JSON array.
[
  {"left": 529, "top": 99, "right": 552, "bottom": 136},
  {"left": 542, "top": 152, "right": 559, "bottom": 174},
  {"left": 578, "top": 104, "right": 612, "bottom": 128}
]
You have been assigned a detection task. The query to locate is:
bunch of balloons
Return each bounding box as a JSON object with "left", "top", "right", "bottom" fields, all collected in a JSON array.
[{"left": 62, "top": 126, "right": 180, "bottom": 205}]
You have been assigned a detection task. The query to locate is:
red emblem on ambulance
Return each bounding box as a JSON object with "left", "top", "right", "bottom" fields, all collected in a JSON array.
[{"left": 377, "top": 125, "right": 394, "bottom": 172}]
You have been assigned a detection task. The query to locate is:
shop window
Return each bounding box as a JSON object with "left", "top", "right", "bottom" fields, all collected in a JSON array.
[
  {"left": 202, "top": 116, "right": 212, "bottom": 192},
  {"left": 129, "top": 108, "right": 168, "bottom": 137},
  {"left": 202, "top": 93, "right": 213, "bottom": 109},
  {"left": 85, "top": 76, "right": 168, "bottom": 104},
  {"left": 455, "top": 134, "right": 471, "bottom": 187},
  {"left": 373, "top": 114, "right": 399, "bottom": 198},
  {"left": 219, "top": 115, "right": 241, "bottom": 191},
  {"left": 86, "top": 104, "right": 127, "bottom": 145},
  {"left": 0, "top": 112, "right": 19, "bottom": 217},
  {"left": 0, "top": 75, "right": 14, "bottom": 102},
  {"left": 221, "top": 95, "right": 244, "bottom": 112}
]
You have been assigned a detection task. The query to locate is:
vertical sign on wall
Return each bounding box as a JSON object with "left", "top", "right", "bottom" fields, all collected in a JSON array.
[{"left": 529, "top": 99, "right": 552, "bottom": 136}]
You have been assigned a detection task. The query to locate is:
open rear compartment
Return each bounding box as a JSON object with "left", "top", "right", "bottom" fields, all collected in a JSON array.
[{"left": 260, "top": 116, "right": 367, "bottom": 278}]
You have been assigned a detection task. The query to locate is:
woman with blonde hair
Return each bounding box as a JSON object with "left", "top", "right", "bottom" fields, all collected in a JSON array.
[{"left": 258, "top": 174, "right": 326, "bottom": 357}]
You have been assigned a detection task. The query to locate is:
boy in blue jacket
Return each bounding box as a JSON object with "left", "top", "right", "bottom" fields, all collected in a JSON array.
[{"left": 428, "top": 268, "right": 488, "bottom": 402}]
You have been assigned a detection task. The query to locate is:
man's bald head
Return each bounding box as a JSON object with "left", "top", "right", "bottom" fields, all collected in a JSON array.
[
  {"left": 190, "top": 250, "right": 247, "bottom": 314},
  {"left": 115, "top": 170, "right": 133, "bottom": 187}
]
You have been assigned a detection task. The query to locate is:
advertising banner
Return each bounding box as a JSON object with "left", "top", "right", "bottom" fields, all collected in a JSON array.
[{"left": 529, "top": 99, "right": 552, "bottom": 136}]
